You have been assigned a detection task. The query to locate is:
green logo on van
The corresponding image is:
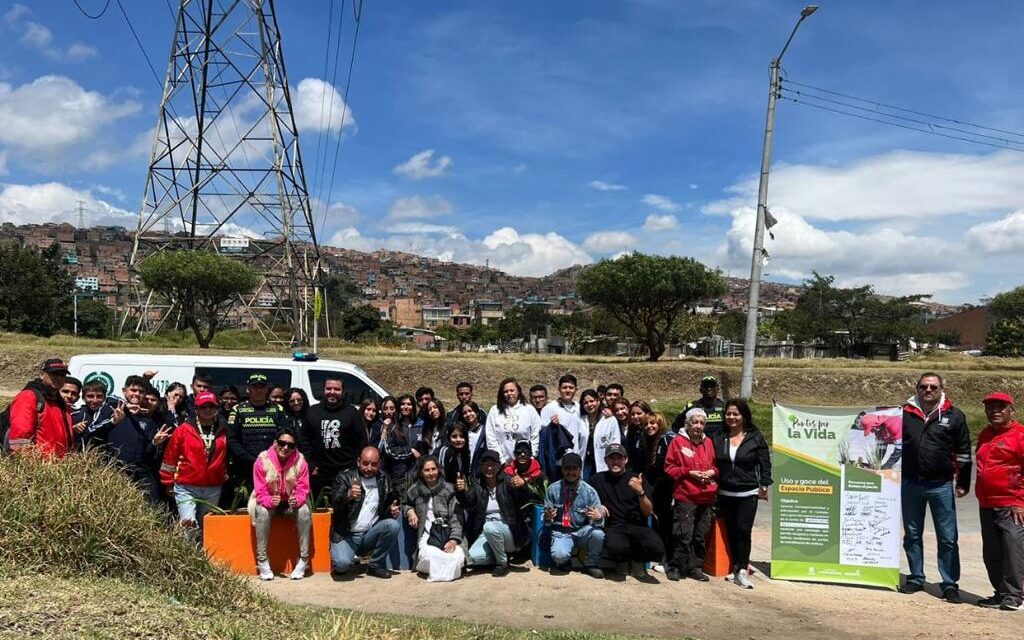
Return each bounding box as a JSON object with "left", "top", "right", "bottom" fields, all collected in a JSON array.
[{"left": 83, "top": 371, "right": 115, "bottom": 394}]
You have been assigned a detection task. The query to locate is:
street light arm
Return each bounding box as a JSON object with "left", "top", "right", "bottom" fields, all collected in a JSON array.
[{"left": 775, "top": 15, "right": 807, "bottom": 66}]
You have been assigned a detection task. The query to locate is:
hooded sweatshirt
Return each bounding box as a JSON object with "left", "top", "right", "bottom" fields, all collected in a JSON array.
[{"left": 902, "top": 393, "right": 972, "bottom": 491}]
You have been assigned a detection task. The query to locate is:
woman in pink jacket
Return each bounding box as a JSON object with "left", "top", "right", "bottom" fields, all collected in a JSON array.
[
  {"left": 663, "top": 407, "right": 718, "bottom": 582},
  {"left": 248, "top": 426, "right": 311, "bottom": 581}
]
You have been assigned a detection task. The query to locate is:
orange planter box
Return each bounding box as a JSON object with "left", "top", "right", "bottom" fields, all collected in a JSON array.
[
  {"left": 703, "top": 517, "right": 733, "bottom": 577},
  {"left": 203, "top": 511, "right": 333, "bottom": 576}
]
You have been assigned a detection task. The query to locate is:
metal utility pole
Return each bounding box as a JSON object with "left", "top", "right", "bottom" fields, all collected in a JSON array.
[
  {"left": 740, "top": 5, "right": 818, "bottom": 400},
  {"left": 121, "top": 0, "right": 321, "bottom": 345}
]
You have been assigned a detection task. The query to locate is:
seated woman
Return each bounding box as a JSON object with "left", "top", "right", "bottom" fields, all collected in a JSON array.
[
  {"left": 459, "top": 449, "right": 531, "bottom": 576},
  {"left": 404, "top": 455, "right": 466, "bottom": 582},
  {"left": 248, "top": 426, "right": 312, "bottom": 581}
]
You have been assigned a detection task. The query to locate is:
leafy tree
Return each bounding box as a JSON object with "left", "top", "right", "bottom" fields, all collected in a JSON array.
[
  {"left": 990, "top": 286, "right": 1024, "bottom": 319},
  {"left": 71, "top": 298, "right": 113, "bottom": 339},
  {"left": 0, "top": 243, "right": 73, "bottom": 336},
  {"left": 577, "top": 252, "right": 726, "bottom": 361},
  {"left": 670, "top": 312, "right": 719, "bottom": 345},
  {"left": 496, "top": 304, "right": 553, "bottom": 341},
  {"left": 136, "top": 250, "right": 260, "bottom": 348},
  {"left": 986, "top": 319, "right": 1024, "bottom": 357},
  {"left": 340, "top": 303, "right": 383, "bottom": 341},
  {"left": 464, "top": 321, "right": 499, "bottom": 345},
  {"left": 715, "top": 310, "right": 747, "bottom": 342}
]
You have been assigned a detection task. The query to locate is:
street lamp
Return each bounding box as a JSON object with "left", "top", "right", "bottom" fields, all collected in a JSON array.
[{"left": 739, "top": 5, "right": 818, "bottom": 400}]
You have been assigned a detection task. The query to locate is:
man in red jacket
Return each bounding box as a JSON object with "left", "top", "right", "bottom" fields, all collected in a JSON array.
[
  {"left": 975, "top": 392, "right": 1024, "bottom": 611},
  {"left": 7, "top": 358, "right": 73, "bottom": 458}
]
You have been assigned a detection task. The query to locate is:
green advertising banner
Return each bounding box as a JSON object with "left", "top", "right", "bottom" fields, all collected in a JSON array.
[{"left": 771, "top": 403, "right": 902, "bottom": 589}]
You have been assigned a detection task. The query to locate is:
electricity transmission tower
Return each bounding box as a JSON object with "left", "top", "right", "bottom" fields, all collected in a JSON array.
[{"left": 120, "top": 0, "right": 320, "bottom": 345}]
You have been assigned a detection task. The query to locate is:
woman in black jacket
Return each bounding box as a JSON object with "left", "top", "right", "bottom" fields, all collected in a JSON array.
[
  {"left": 456, "top": 450, "right": 531, "bottom": 576},
  {"left": 713, "top": 398, "right": 772, "bottom": 590}
]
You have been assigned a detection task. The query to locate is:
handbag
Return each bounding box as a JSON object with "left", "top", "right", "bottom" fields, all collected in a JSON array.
[{"left": 427, "top": 520, "right": 451, "bottom": 549}]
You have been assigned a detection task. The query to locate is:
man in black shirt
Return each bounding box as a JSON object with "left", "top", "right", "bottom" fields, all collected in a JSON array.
[
  {"left": 304, "top": 376, "right": 367, "bottom": 500},
  {"left": 590, "top": 443, "right": 663, "bottom": 581},
  {"left": 672, "top": 376, "right": 725, "bottom": 438}
]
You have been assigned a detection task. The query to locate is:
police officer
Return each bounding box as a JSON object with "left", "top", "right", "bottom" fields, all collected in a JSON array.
[
  {"left": 672, "top": 376, "right": 726, "bottom": 439},
  {"left": 226, "top": 372, "right": 289, "bottom": 493}
]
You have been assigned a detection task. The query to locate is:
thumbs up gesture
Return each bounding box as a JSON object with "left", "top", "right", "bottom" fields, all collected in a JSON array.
[
  {"left": 455, "top": 472, "right": 467, "bottom": 493},
  {"left": 349, "top": 478, "right": 363, "bottom": 500},
  {"left": 629, "top": 474, "right": 645, "bottom": 496}
]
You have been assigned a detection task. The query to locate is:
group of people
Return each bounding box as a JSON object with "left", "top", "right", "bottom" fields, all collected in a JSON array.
[{"left": 4, "top": 360, "right": 1023, "bottom": 610}]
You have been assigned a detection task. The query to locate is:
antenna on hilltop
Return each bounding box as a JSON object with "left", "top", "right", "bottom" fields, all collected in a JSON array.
[{"left": 119, "top": 0, "right": 321, "bottom": 345}]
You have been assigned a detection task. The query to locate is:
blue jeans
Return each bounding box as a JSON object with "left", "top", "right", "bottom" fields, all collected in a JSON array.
[
  {"left": 902, "top": 479, "right": 960, "bottom": 590},
  {"left": 550, "top": 525, "right": 605, "bottom": 568},
  {"left": 469, "top": 521, "right": 515, "bottom": 567},
  {"left": 173, "top": 484, "right": 221, "bottom": 531},
  {"left": 330, "top": 518, "right": 401, "bottom": 572}
]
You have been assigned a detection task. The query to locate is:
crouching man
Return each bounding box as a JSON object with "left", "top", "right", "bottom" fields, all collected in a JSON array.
[{"left": 329, "top": 446, "right": 401, "bottom": 578}]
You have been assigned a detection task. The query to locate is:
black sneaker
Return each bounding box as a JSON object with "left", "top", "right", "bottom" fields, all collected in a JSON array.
[
  {"left": 977, "top": 595, "right": 1003, "bottom": 609},
  {"left": 366, "top": 566, "right": 391, "bottom": 579},
  {"left": 688, "top": 569, "right": 711, "bottom": 582},
  {"left": 1001, "top": 599, "right": 1022, "bottom": 611},
  {"left": 585, "top": 567, "right": 605, "bottom": 579},
  {"left": 492, "top": 564, "right": 510, "bottom": 577},
  {"left": 898, "top": 582, "right": 924, "bottom": 594},
  {"left": 551, "top": 563, "right": 571, "bottom": 575},
  {"left": 666, "top": 568, "right": 681, "bottom": 582},
  {"left": 943, "top": 588, "right": 962, "bottom": 604}
]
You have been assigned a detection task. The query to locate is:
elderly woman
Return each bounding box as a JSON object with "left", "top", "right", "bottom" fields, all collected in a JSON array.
[
  {"left": 248, "top": 426, "right": 311, "bottom": 581},
  {"left": 404, "top": 455, "right": 466, "bottom": 581},
  {"left": 663, "top": 407, "right": 718, "bottom": 582}
]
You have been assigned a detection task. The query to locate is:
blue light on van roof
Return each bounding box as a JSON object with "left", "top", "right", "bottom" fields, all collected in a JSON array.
[{"left": 292, "top": 351, "right": 319, "bottom": 362}]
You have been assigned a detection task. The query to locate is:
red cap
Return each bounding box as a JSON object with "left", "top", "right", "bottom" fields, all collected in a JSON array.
[
  {"left": 983, "top": 392, "right": 1014, "bottom": 405},
  {"left": 194, "top": 391, "right": 219, "bottom": 407}
]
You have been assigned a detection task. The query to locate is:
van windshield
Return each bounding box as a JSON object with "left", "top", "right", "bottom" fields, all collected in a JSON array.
[{"left": 308, "top": 370, "right": 380, "bottom": 406}]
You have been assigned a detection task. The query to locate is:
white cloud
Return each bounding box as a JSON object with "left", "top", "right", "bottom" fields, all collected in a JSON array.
[
  {"left": 0, "top": 182, "right": 135, "bottom": 227},
  {"left": 0, "top": 150, "right": 7, "bottom": 176},
  {"left": 326, "top": 224, "right": 592, "bottom": 277},
  {"left": 720, "top": 205, "right": 967, "bottom": 297},
  {"left": 589, "top": 180, "right": 627, "bottom": 192},
  {"left": 292, "top": 78, "right": 357, "bottom": 136},
  {"left": 689, "top": 183, "right": 699, "bottom": 190},
  {"left": 393, "top": 149, "right": 452, "bottom": 180},
  {"left": 312, "top": 199, "right": 360, "bottom": 228},
  {"left": 642, "top": 193, "right": 680, "bottom": 213},
  {"left": 0, "top": 75, "right": 140, "bottom": 169},
  {"left": 389, "top": 222, "right": 459, "bottom": 235},
  {"left": 965, "top": 209, "right": 1024, "bottom": 254},
  {"left": 4, "top": 6, "right": 97, "bottom": 62},
  {"left": 643, "top": 214, "right": 677, "bottom": 231},
  {"left": 705, "top": 150, "right": 1024, "bottom": 222},
  {"left": 582, "top": 230, "right": 638, "bottom": 253},
  {"left": 512, "top": 163, "right": 527, "bottom": 174},
  {"left": 387, "top": 195, "right": 454, "bottom": 220}
]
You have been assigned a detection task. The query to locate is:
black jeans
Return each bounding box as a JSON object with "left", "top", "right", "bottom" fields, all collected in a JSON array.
[
  {"left": 980, "top": 507, "right": 1024, "bottom": 605},
  {"left": 669, "top": 501, "right": 714, "bottom": 573},
  {"left": 603, "top": 523, "right": 665, "bottom": 563},
  {"left": 717, "top": 494, "right": 758, "bottom": 570}
]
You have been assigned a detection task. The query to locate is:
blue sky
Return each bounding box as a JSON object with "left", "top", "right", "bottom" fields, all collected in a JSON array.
[{"left": 2, "top": 1, "right": 1024, "bottom": 303}]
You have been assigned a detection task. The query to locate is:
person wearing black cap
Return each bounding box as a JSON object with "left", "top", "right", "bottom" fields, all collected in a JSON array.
[
  {"left": 460, "top": 450, "right": 531, "bottom": 576},
  {"left": 5, "top": 358, "right": 74, "bottom": 458},
  {"left": 543, "top": 452, "right": 606, "bottom": 579},
  {"left": 226, "top": 372, "right": 289, "bottom": 493},
  {"left": 589, "top": 443, "right": 663, "bottom": 581},
  {"left": 672, "top": 376, "right": 725, "bottom": 439}
]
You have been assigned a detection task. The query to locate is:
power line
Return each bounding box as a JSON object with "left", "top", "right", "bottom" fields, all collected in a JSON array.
[
  {"left": 114, "top": 0, "right": 163, "bottom": 88},
  {"left": 322, "top": 0, "right": 364, "bottom": 212},
  {"left": 73, "top": 0, "right": 111, "bottom": 19},
  {"left": 312, "top": 0, "right": 347, "bottom": 217},
  {"left": 783, "top": 78, "right": 1024, "bottom": 141},
  {"left": 310, "top": 0, "right": 338, "bottom": 208},
  {"left": 779, "top": 95, "right": 1024, "bottom": 154}
]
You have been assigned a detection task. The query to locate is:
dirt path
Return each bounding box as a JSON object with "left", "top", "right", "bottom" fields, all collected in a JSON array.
[{"left": 259, "top": 564, "right": 1017, "bottom": 639}]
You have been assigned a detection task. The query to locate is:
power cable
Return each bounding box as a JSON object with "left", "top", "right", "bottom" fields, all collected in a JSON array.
[
  {"left": 114, "top": 0, "right": 163, "bottom": 88},
  {"left": 310, "top": 0, "right": 338, "bottom": 206},
  {"left": 321, "top": 0, "right": 364, "bottom": 219},
  {"left": 73, "top": 0, "right": 111, "bottom": 19},
  {"left": 312, "top": 0, "right": 348, "bottom": 220}
]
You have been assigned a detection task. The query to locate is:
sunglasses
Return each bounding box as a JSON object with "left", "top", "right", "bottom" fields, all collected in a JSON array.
[
  {"left": 917, "top": 384, "right": 941, "bottom": 391},
  {"left": 276, "top": 440, "right": 296, "bottom": 449}
]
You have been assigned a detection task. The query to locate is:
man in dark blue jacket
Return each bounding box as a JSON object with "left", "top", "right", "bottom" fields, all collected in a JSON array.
[{"left": 899, "top": 372, "right": 972, "bottom": 604}]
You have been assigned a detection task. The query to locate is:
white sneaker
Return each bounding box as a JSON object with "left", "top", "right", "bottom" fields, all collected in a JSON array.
[
  {"left": 257, "top": 560, "right": 275, "bottom": 581},
  {"left": 651, "top": 563, "right": 665, "bottom": 573},
  {"left": 734, "top": 568, "right": 754, "bottom": 589},
  {"left": 289, "top": 559, "right": 308, "bottom": 580}
]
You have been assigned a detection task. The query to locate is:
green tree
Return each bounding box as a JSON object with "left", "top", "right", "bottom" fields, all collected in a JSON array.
[
  {"left": 496, "top": 304, "right": 552, "bottom": 341},
  {"left": 577, "top": 252, "right": 726, "bottom": 361},
  {"left": 990, "top": 286, "right": 1024, "bottom": 319},
  {"left": 340, "top": 304, "right": 383, "bottom": 341},
  {"left": 986, "top": 286, "right": 1024, "bottom": 356},
  {"left": 0, "top": 243, "right": 73, "bottom": 336},
  {"left": 670, "top": 312, "right": 719, "bottom": 344},
  {"left": 136, "top": 250, "right": 260, "bottom": 348},
  {"left": 464, "top": 322, "right": 499, "bottom": 345},
  {"left": 72, "top": 298, "right": 113, "bottom": 338},
  {"left": 715, "top": 310, "right": 747, "bottom": 342}
]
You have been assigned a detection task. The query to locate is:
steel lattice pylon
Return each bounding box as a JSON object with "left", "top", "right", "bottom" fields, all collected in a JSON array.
[{"left": 120, "top": 0, "right": 320, "bottom": 345}]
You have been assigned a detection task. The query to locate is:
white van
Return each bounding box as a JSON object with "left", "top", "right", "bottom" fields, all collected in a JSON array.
[{"left": 67, "top": 353, "right": 389, "bottom": 405}]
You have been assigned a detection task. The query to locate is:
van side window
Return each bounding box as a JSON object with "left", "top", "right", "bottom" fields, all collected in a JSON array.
[
  {"left": 196, "top": 367, "right": 293, "bottom": 396},
  {"left": 308, "top": 370, "right": 379, "bottom": 406}
]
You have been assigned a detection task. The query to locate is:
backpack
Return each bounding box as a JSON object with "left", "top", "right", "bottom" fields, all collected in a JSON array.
[{"left": 0, "top": 388, "right": 46, "bottom": 455}]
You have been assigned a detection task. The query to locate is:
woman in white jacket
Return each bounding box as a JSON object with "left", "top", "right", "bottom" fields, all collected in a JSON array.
[
  {"left": 486, "top": 378, "right": 541, "bottom": 463},
  {"left": 591, "top": 396, "right": 627, "bottom": 474}
]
